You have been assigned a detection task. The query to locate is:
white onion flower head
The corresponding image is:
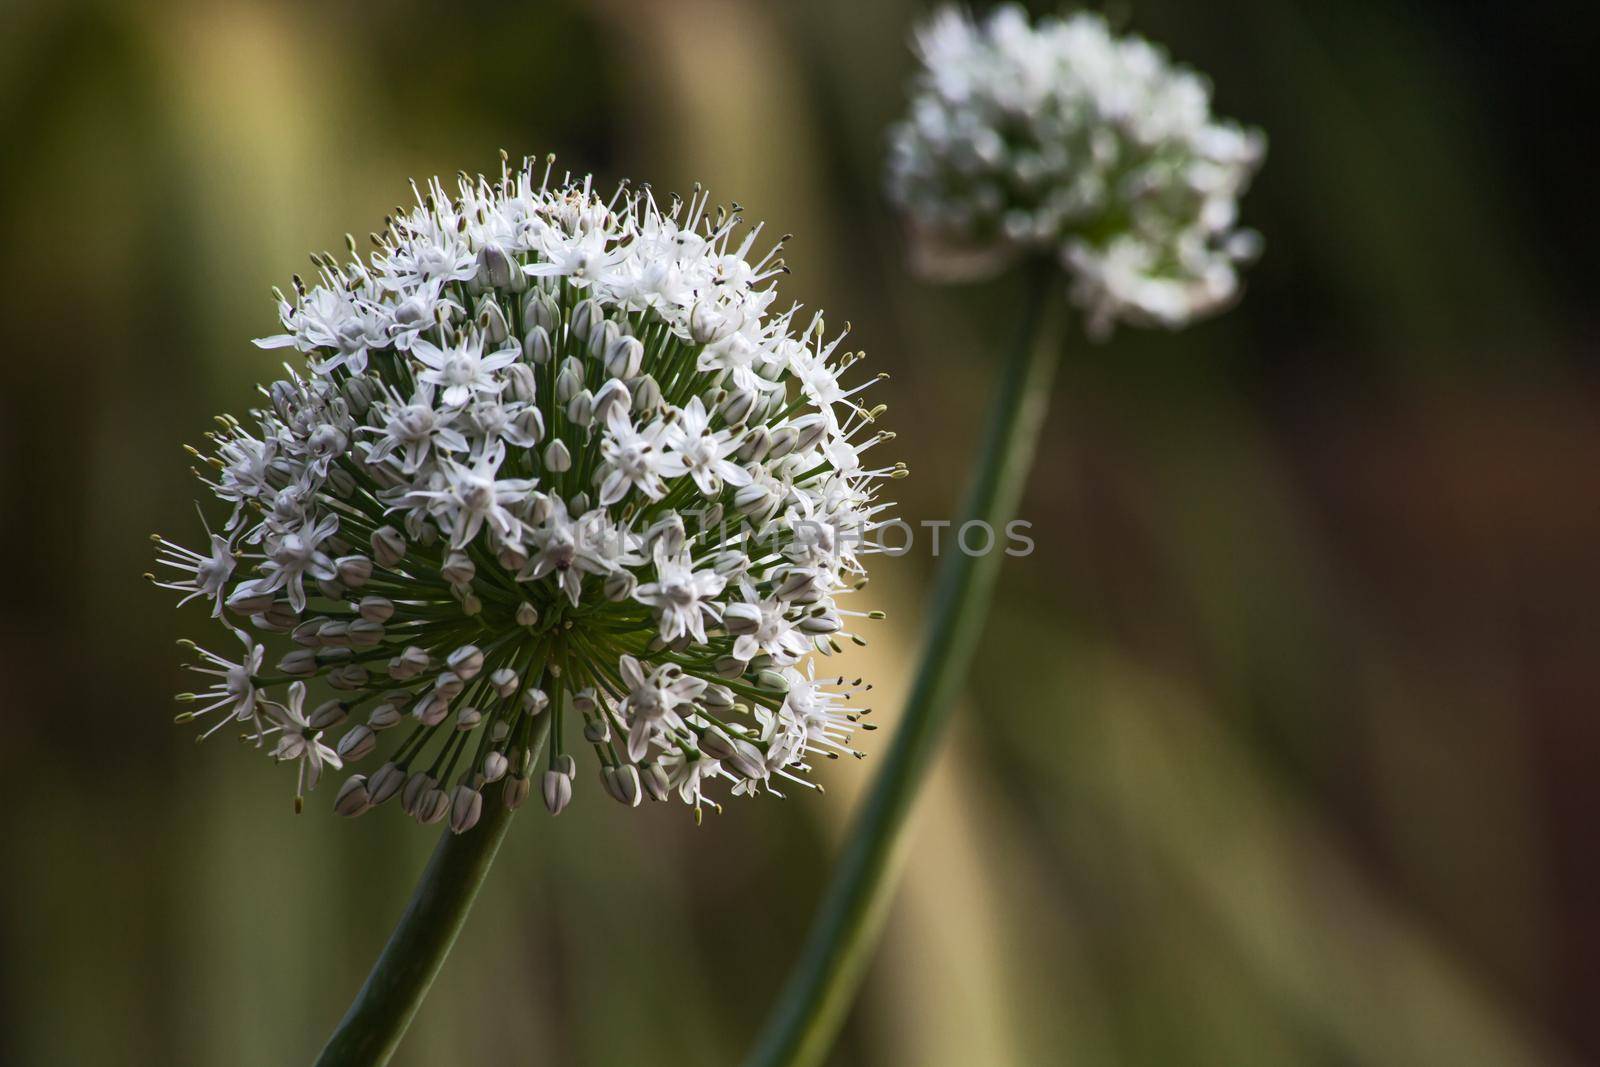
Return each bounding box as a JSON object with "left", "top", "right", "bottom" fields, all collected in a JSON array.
[
  {"left": 154, "top": 154, "right": 898, "bottom": 826},
  {"left": 886, "top": 5, "right": 1266, "bottom": 337}
]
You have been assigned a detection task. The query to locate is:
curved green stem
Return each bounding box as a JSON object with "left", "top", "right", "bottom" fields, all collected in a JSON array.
[
  {"left": 313, "top": 791, "right": 515, "bottom": 1067},
  {"left": 743, "top": 264, "right": 1064, "bottom": 1067},
  {"left": 315, "top": 707, "right": 553, "bottom": 1066}
]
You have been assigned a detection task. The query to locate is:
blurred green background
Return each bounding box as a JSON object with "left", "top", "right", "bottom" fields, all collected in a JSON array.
[{"left": 3, "top": 0, "right": 1598, "bottom": 1064}]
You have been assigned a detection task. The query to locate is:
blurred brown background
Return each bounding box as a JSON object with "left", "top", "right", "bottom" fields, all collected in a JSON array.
[{"left": 2, "top": 0, "right": 1598, "bottom": 1064}]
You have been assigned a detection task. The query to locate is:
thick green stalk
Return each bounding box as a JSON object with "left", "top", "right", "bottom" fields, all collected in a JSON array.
[
  {"left": 312, "top": 788, "right": 516, "bottom": 1067},
  {"left": 315, "top": 685, "right": 554, "bottom": 1067},
  {"left": 743, "top": 265, "right": 1063, "bottom": 1067}
]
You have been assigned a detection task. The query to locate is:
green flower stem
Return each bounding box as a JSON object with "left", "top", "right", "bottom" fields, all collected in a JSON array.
[
  {"left": 314, "top": 711, "right": 553, "bottom": 1066},
  {"left": 743, "top": 263, "right": 1063, "bottom": 1067}
]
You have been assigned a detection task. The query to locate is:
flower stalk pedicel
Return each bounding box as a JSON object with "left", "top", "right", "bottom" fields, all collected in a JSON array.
[{"left": 152, "top": 154, "right": 897, "bottom": 1063}]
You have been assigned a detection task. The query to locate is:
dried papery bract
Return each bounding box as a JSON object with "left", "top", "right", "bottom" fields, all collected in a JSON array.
[{"left": 153, "top": 154, "right": 898, "bottom": 827}]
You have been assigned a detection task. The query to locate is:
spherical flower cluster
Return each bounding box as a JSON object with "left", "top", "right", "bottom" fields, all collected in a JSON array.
[
  {"left": 886, "top": 5, "right": 1266, "bottom": 337},
  {"left": 152, "top": 155, "right": 899, "bottom": 830}
]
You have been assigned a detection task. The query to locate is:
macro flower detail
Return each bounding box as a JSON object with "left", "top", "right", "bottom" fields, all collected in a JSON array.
[
  {"left": 886, "top": 4, "right": 1266, "bottom": 336},
  {"left": 154, "top": 155, "right": 899, "bottom": 828}
]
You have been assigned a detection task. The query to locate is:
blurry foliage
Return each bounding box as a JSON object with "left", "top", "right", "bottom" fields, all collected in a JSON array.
[{"left": 2, "top": 0, "right": 1597, "bottom": 1065}]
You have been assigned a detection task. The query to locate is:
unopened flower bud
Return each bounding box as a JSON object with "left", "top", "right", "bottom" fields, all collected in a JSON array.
[
  {"left": 555, "top": 357, "right": 583, "bottom": 404},
  {"left": 446, "top": 644, "right": 484, "bottom": 680},
  {"left": 335, "top": 555, "right": 373, "bottom": 587},
  {"left": 368, "top": 702, "right": 403, "bottom": 730},
  {"left": 505, "top": 361, "right": 538, "bottom": 403},
  {"left": 497, "top": 542, "right": 529, "bottom": 571},
  {"left": 720, "top": 388, "right": 757, "bottom": 426},
  {"left": 571, "top": 298, "right": 601, "bottom": 341},
  {"left": 755, "top": 669, "right": 790, "bottom": 693},
  {"left": 292, "top": 618, "right": 327, "bottom": 647},
  {"left": 370, "top": 526, "right": 406, "bottom": 567},
  {"left": 776, "top": 569, "right": 821, "bottom": 601},
  {"left": 724, "top": 603, "right": 761, "bottom": 635},
  {"left": 417, "top": 788, "right": 450, "bottom": 824},
  {"left": 524, "top": 290, "right": 559, "bottom": 332},
  {"left": 523, "top": 323, "right": 553, "bottom": 365},
  {"left": 343, "top": 375, "right": 377, "bottom": 415},
  {"left": 767, "top": 425, "right": 800, "bottom": 459},
  {"left": 278, "top": 649, "right": 318, "bottom": 676},
  {"left": 400, "top": 772, "right": 435, "bottom": 816},
  {"left": 368, "top": 762, "right": 406, "bottom": 804},
  {"left": 606, "top": 763, "right": 643, "bottom": 806},
  {"left": 543, "top": 439, "right": 571, "bottom": 473},
  {"left": 632, "top": 374, "right": 661, "bottom": 413},
  {"left": 449, "top": 785, "right": 484, "bottom": 834},
  {"left": 736, "top": 427, "right": 771, "bottom": 463},
  {"left": 441, "top": 551, "right": 475, "bottom": 587},
  {"left": 489, "top": 668, "right": 518, "bottom": 698},
  {"left": 347, "top": 620, "right": 385, "bottom": 647},
  {"left": 334, "top": 775, "right": 372, "bottom": 817},
  {"left": 389, "top": 645, "right": 430, "bottom": 680},
  {"left": 257, "top": 601, "right": 301, "bottom": 632},
  {"left": 592, "top": 378, "right": 631, "bottom": 424},
  {"left": 689, "top": 300, "right": 734, "bottom": 344},
  {"left": 434, "top": 671, "right": 465, "bottom": 699},
  {"left": 566, "top": 388, "right": 594, "bottom": 427},
  {"left": 226, "top": 582, "right": 277, "bottom": 616},
  {"left": 642, "top": 763, "right": 671, "bottom": 802},
  {"left": 477, "top": 243, "right": 518, "bottom": 291},
  {"left": 327, "top": 664, "right": 370, "bottom": 691},
  {"left": 542, "top": 769, "right": 572, "bottom": 814},
  {"left": 587, "top": 317, "right": 612, "bottom": 357},
  {"left": 330, "top": 466, "right": 359, "bottom": 497},
  {"left": 337, "top": 724, "right": 376, "bottom": 761},
  {"left": 698, "top": 726, "right": 738, "bottom": 762},
  {"left": 308, "top": 700, "right": 346, "bottom": 731},
  {"left": 414, "top": 693, "right": 449, "bottom": 727},
  {"left": 794, "top": 416, "right": 828, "bottom": 453},
  {"left": 727, "top": 739, "right": 767, "bottom": 781},
  {"left": 604, "top": 335, "right": 643, "bottom": 379},
  {"left": 603, "top": 570, "right": 636, "bottom": 601},
  {"left": 511, "top": 405, "right": 544, "bottom": 444}
]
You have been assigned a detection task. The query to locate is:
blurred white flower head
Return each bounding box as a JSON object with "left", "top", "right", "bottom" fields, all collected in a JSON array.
[
  {"left": 886, "top": 5, "right": 1266, "bottom": 337},
  {"left": 156, "top": 155, "right": 898, "bottom": 827}
]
